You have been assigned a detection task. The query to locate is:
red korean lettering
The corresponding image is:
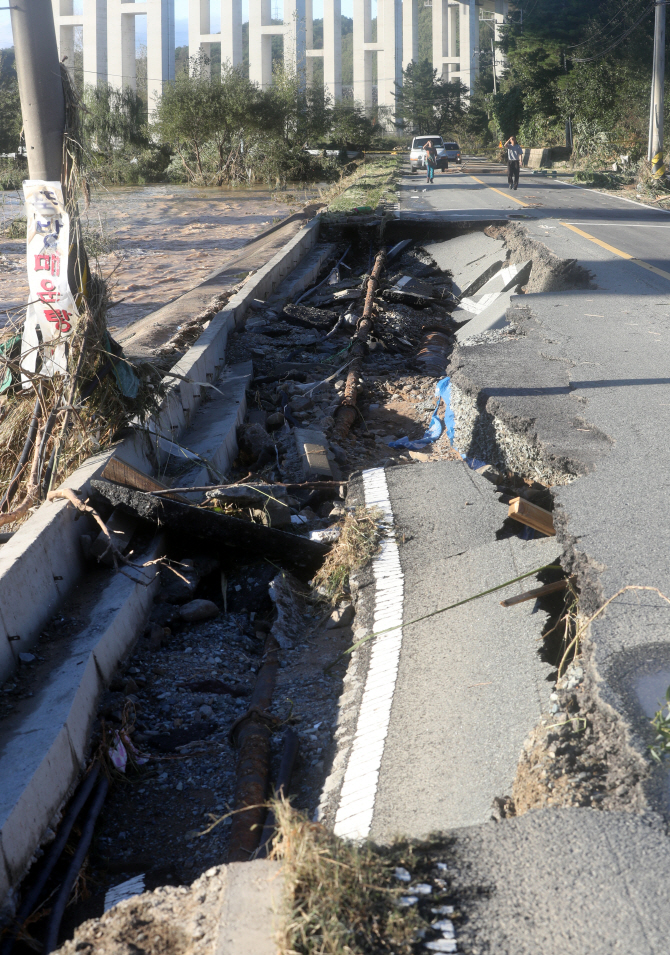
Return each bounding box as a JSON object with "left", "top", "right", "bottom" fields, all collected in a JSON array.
[
  {"left": 38, "top": 278, "right": 59, "bottom": 305},
  {"left": 43, "top": 309, "right": 72, "bottom": 333},
  {"left": 50, "top": 254, "right": 60, "bottom": 276},
  {"left": 34, "top": 254, "right": 51, "bottom": 271}
]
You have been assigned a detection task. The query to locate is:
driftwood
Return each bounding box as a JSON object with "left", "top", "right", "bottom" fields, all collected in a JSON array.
[{"left": 90, "top": 480, "right": 330, "bottom": 573}]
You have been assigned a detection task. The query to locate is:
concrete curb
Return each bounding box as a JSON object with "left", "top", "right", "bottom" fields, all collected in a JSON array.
[
  {"left": 0, "top": 216, "right": 322, "bottom": 913},
  {"left": 0, "top": 537, "right": 163, "bottom": 910}
]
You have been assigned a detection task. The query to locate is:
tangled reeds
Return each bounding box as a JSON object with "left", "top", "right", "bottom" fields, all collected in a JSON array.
[{"left": 0, "top": 66, "right": 161, "bottom": 531}]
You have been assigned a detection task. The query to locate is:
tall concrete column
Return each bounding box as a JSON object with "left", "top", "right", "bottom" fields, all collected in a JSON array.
[
  {"left": 457, "top": 0, "right": 477, "bottom": 92},
  {"left": 221, "top": 0, "right": 243, "bottom": 68},
  {"left": 377, "top": 0, "right": 401, "bottom": 109},
  {"left": 353, "top": 0, "right": 372, "bottom": 108},
  {"left": 249, "top": 0, "right": 273, "bottom": 88},
  {"left": 402, "top": 0, "right": 418, "bottom": 73},
  {"left": 188, "top": 0, "right": 211, "bottom": 73},
  {"left": 432, "top": 0, "right": 448, "bottom": 80},
  {"left": 323, "top": 0, "right": 342, "bottom": 101},
  {"left": 305, "top": 0, "right": 314, "bottom": 86},
  {"left": 108, "top": 0, "right": 175, "bottom": 117},
  {"left": 284, "top": 0, "right": 307, "bottom": 82},
  {"left": 84, "top": 0, "right": 108, "bottom": 85},
  {"left": 494, "top": 0, "right": 507, "bottom": 71}
]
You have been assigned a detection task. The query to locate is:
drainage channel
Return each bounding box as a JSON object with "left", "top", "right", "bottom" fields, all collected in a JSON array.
[{"left": 1, "top": 220, "right": 621, "bottom": 953}]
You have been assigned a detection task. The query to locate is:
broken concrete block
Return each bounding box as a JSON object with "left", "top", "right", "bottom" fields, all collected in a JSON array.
[
  {"left": 327, "top": 602, "right": 355, "bottom": 628},
  {"left": 179, "top": 599, "right": 220, "bottom": 623},
  {"left": 294, "top": 428, "right": 334, "bottom": 480},
  {"left": 425, "top": 232, "right": 506, "bottom": 298},
  {"left": 454, "top": 288, "right": 520, "bottom": 342}
]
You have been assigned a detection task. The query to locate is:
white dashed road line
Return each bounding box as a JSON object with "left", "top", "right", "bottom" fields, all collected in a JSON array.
[{"left": 333, "top": 467, "right": 404, "bottom": 840}]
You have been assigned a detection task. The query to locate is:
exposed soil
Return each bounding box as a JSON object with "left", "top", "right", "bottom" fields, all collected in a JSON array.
[
  {"left": 0, "top": 183, "right": 308, "bottom": 332},
  {"left": 502, "top": 660, "right": 649, "bottom": 818}
]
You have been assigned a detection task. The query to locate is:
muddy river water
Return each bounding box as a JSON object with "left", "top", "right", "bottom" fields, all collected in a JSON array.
[{"left": 0, "top": 182, "right": 318, "bottom": 334}]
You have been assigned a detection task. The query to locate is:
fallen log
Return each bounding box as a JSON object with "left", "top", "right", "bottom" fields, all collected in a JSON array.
[{"left": 90, "top": 480, "right": 330, "bottom": 573}]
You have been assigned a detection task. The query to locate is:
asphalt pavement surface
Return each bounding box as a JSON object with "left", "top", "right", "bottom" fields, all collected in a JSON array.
[{"left": 327, "top": 161, "right": 670, "bottom": 953}]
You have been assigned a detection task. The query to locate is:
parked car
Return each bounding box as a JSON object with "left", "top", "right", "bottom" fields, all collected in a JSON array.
[
  {"left": 442, "top": 141, "right": 462, "bottom": 163},
  {"left": 409, "top": 136, "right": 449, "bottom": 173}
]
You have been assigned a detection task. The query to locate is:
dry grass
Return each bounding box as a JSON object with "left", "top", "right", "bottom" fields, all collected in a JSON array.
[
  {"left": 271, "top": 799, "right": 422, "bottom": 955},
  {"left": 313, "top": 506, "right": 383, "bottom": 605}
]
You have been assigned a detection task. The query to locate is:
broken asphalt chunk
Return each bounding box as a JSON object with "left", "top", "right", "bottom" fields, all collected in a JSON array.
[{"left": 89, "top": 480, "right": 331, "bottom": 574}]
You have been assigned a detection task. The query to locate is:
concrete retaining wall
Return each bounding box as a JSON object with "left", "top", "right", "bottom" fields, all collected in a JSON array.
[
  {"left": 0, "top": 213, "right": 323, "bottom": 914},
  {"left": 0, "top": 216, "right": 322, "bottom": 685}
]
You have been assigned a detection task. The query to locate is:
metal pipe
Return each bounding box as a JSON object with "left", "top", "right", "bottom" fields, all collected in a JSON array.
[
  {"left": 256, "top": 728, "right": 300, "bottom": 858},
  {"left": 332, "top": 248, "right": 386, "bottom": 442},
  {"left": 43, "top": 775, "right": 109, "bottom": 955},
  {"left": 228, "top": 633, "right": 280, "bottom": 862},
  {"left": 0, "top": 766, "right": 100, "bottom": 955}
]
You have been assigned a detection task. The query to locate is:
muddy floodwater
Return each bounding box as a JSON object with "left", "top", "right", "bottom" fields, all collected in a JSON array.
[{"left": 0, "top": 182, "right": 318, "bottom": 334}]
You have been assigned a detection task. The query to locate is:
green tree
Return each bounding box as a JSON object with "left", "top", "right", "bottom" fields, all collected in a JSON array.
[
  {"left": 83, "top": 83, "right": 148, "bottom": 153},
  {"left": 394, "top": 59, "right": 466, "bottom": 135},
  {"left": 0, "top": 49, "right": 22, "bottom": 155}
]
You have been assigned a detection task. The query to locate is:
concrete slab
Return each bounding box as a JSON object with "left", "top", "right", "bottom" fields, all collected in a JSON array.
[
  {"left": 161, "top": 361, "right": 253, "bottom": 488},
  {"left": 424, "top": 232, "right": 506, "bottom": 297},
  {"left": 454, "top": 287, "right": 520, "bottom": 342},
  {"left": 294, "top": 428, "right": 334, "bottom": 480},
  {"left": 367, "top": 461, "right": 559, "bottom": 841},
  {"left": 216, "top": 860, "right": 284, "bottom": 955},
  {"left": 452, "top": 809, "right": 670, "bottom": 955}
]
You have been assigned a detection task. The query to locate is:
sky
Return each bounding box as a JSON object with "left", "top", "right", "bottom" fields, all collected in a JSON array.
[{"left": 0, "top": 0, "right": 356, "bottom": 52}]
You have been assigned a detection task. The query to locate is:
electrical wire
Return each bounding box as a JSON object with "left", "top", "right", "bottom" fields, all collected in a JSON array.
[
  {"left": 571, "top": 2, "right": 653, "bottom": 62},
  {"left": 566, "top": 0, "right": 649, "bottom": 49}
]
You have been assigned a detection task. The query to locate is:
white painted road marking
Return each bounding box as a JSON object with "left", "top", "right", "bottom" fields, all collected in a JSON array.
[{"left": 333, "top": 467, "right": 405, "bottom": 840}]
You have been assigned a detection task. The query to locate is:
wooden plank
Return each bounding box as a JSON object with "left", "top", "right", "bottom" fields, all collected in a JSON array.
[
  {"left": 90, "top": 480, "right": 330, "bottom": 574},
  {"left": 101, "top": 456, "right": 168, "bottom": 493},
  {"left": 500, "top": 577, "right": 574, "bottom": 608},
  {"left": 508, "top": 497, "right": 556, "bottom": 536}
]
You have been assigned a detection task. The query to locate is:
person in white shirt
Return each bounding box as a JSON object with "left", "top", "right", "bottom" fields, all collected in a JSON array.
[{"left": 504, "top": 136, "right": 523, "bottom": 190}]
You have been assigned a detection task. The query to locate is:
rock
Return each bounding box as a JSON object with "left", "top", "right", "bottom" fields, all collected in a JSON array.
[
  {"left": 290, "top": 395, "right": 313, "bottom": 413},
  {"left": 329, "top": 443, "right": 348, "bottom": 465},
  {"left": 394, "top": 867, "right": 412, "bottom": 882},
  {"left": 266, "top": 412, "right": 285, "bottom": 430},
  {"left": 409, "top": 450, "right": 432, "bottom": 462},
  {"left": 149, "top": 625, "right": 166, "bottom": 650},
  {"left": 327, "top": 603, "right": 354, "bottom": 629},
  {"left": 269, "top": 573, "right": 303, "bottom": 649},
  {"left": 199, "top": 704, "right": 214, "bottom": 720},
  {"left": 328, "top": 503, "right": 346, "bottom": 519},
  {"left": 412, "top": 883, "right": 432, "bottom": 895},
  {"left": 159, "top": 558, "right": 200, "bottom": 605},
  {"left": 179, "top": 600, "right": 220, "bottom": 623},
  {"left": 299, "top": 507, "right": 317, "bottom": 521},
  {"left": 282, "top": 303, "right": 339, "bottom": 331},
  {"left": 18, "top": 652, "right": 35, "bottom": 664},
  {"left": 124, "top": 678, "right": 139, "bottom": 695},
  {"left": 240, "top": 423, "right": 274, "bottom": 462}
]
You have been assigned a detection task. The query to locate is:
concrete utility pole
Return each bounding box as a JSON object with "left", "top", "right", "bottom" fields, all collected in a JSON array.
[
  {"left": 10, "top": 0, "right": 65, "bottom": 182},
  {"left": 650, "top": 0, "right": 666, "bottom": 177},
  {"left": 491, "top": 37, "right": 497, "bottom": 94}
]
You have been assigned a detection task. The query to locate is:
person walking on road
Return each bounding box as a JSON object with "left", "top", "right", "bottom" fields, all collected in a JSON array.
[
  {"left": 423, "top": 140, "right": 437, "bottom": 184},
  {"left": 505, "top": 135, "right": 523, "bottom": 190}
]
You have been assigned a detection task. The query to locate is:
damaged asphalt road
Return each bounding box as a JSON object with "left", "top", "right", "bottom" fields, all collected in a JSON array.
[{"left": 353, "top": 162, "right": 670, "bottom": 951}]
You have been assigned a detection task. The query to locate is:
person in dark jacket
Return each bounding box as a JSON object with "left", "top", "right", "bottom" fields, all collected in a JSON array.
[
  {"left": 423, "top": 140, "right": 437, "bottom": 183},
  {"left": 504, "top": 135, "right": 523, "bottom": 190}
]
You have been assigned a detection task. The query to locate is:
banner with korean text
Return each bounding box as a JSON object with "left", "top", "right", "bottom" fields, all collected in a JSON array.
[{"left": 21, "top": 180, "right": 80, "bottom": 383}]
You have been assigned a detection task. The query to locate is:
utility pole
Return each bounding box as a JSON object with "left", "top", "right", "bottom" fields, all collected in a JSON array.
[
  {"left": 9, "top": 0, "right": 65, "bottom": 182},
  {"left": 650, "top": 0, "right": 666, "bottom": 178},
  {"left": 491, "top": 37, "right": 497, "bottom": 94}
]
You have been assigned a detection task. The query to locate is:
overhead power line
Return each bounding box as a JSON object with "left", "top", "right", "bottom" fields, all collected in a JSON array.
[
  {"left": 567, "top": 0, "right": 650, "bottom": 50},
  {"left": 571, "top": 3, "right": 654, "bottom": 63}
]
